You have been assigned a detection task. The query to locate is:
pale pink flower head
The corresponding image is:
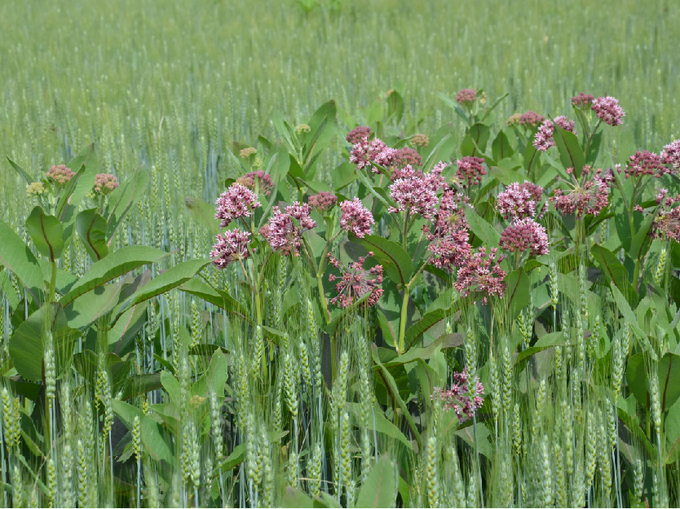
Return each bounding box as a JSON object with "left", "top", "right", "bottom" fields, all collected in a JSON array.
[
  {"left": 499, "top": 218, "right": 549, "bottom": 257},
  {"left": 393, "top": 147, "right": 422, "bottom": 168},
  {"left": 427, "top": 189, "right": 471, "bottom": 270},
  {"left": 652, "top": 193, "right": 680, "bottom": 243},
  {"left": 339, "top": 198, "right": 374, "bottom": 238},
  {"left": 236, "top": 170, "right": 274, "bottom": 196},
  {"left": 625, "top": 151, "right": 667, "bottom": 179},
  {"left": 454, "top": 246, "right": 506, "bottom": 301},
  {"left": 215, "top": 183, "right": 261, "bottom": 227},
  {"left": 496, "top": 182, "right": 543, "bottom": 220},
  {"left": 93, "top": 173, "right": 119, "bottom": 194},
  {"left": 327, "top": 252, "right": 383, "bottom": 308},
  {"left": 571, "top": 92, "right": 595, "bottom": 109},
  {"left": 455, "top": 156, "right": 487, "bottom": 187},
  {"left": 456, "top": 89, "right": 477, "bottom": 106},
  {"left": 533, "top": 116, "right": 577, "bottom": 152},
  {"left": 551, "top": 166, "right": 612, "bottom": 217},
  {"left": 210, "top": 229, "right": 251, "bottom": 268},
  {"left": 389, "top": 163, "right": 446, "bottom": 219},
  {"left": 660, "top": 139, "right": 680, "bottom": 174},
  {"left": 350, "top": 137, "right": 396, "bottom": 172},
  {"left": 432, "top": 369, "right": 484, "bottom": 422},
  {"left": 309, "top": 191, "right": 337, "bottom": 213},
  {"left": 46, "top": 164, "right": 75, "bottom": 186},
  {"left": 518, "top": 111, "right": 546, "bottom": 129},
  {"left": 591, "top": 96, "right": 625, "bottom": 126},
  {"left": 259, "top": 202, "right": 316, "bottom": 256},
  {"left": 346, "top": 126, "right": 372, "bottom": 145}
]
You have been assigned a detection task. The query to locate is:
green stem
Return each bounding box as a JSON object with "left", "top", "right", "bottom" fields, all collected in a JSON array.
[
  {"left": 316, "top": 274, "right": 331, "bottom": 324},
  {"left": 48, "top": 260, "right": 57, "bottom": 304},
  {"left": 397, "top": 283, "right": 411, "bottom": 353}
]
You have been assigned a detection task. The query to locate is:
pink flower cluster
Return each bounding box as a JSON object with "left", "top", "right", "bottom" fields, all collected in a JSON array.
[
  {"left": 260, "top": 202, "right": 317, "bottom": 256},
  {"left": 626, "top": 150, "right": 668, "bottom": 179},
  {"left": 533, "top": 116, "right": 577, "bottom": 152},
  {"left": 327, "top": 252, "right": 384, "bottom": 308},
  {"left": 215, "top": 184, "right": 261, "bottom": 227},
  {"left": 339, "top": 198, "right": 374, "bottom": 238},
  {"left": 551, "top": 166, "right": 612, "bottom": 217},
  {"left": 427, "top": 189, "right": 471, "bottom": 270},
  {"left": 571, "top": 92, "right": 594, "bottom": 109},
  {"left": 456, "top": 89, "right": 477, "bottom": 106},
  {"left": 455, "top": 156, "right": 487, "bottom": 187},
  {"left": 389, "top": 163, "right": 447, "bottom": 218},
  {"left": 454, "top": 246, "right": 507, "bottom": 300},
  {"left": 652, "top": 190, "right": 680, "bottom": 243},
  {"left": 431, "top": 369, "right": 484, "bottom": 422},
  {"left": 499, "top": 218, "right": 549, "bottom": 257},
  {"left": 591, "top": 96, "right": 625, "bottom": 126},
  {"left": 309, "top": 191, "right": 338, "bottom": 212},
  {"left": 393, "top": 147, "right": 422, "bottom": 168},
  {"left": 210, "top": 229, "right": 252, "bottom": 268},
  {"left": 496, "top": 181, "right": 544, "bottom": 220},
  {"left": 93, "top": 173, "right": 119, "bottom": 194},
  {"left": 46, "top": 164, "right": 75, "bottom": 186},
  {"left": 350, "top": 137, "right": 396, "bottom": 172},
  {"left": 236, "top": 171, "right": 274, "bottom": 196},
  {"left": 517, "top": 111, "right": 545, "bottom": 129},
  {"left": 346, "top": 126, "right": 372, "bottom": 144},
  {"left": 661, "top": 139, "right": 680, "bottom": 171}
]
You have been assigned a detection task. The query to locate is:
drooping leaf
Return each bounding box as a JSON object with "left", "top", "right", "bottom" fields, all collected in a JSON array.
[
  {"left": 0, "top": 220, "right": 44, "bottom": 302},
  {"left": 76, "top": 208, "right": 109, "bottom": 261},
  {"left": 658, "top": 352, "right": 680, "bottom": 412},
  {"left": 25, "top": 206, "right": 65, "bottom": 262},
  {"left": 5, "top": 157, "right": 34, "bottom": 185},
  {"left": 356, "top": 456, "right": 397, "bottom": 508},
  {"left": 353, "top": 234, "right": 414, "bottom": 286},
  {"left": 179, "top": 277, "right": 252, "bottom": 323},
  {"left": 460, "top": 123, "right": 491, "bottom": 157}
]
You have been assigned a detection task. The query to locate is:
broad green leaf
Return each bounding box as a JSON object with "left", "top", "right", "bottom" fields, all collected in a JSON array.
[
  {"left": 403, "top": 295, "right": 477, "bottom": 350},
  {"left": 658, "top": 352, "right": 680, "bottom": 412},
  {"left": 523, "top": 141, "right": 539, "bottom": 173},
  {"left": 185, "top": 197, "right": 221, "bottom": 236},
  {"left": 332, "top": 162, "right": 358, "bottom": 191},
  {"left": 191, "top": 349, "right": 228, "bottom": 398},
  {"left": 356, "top": 456, "right": 397, "bottom": 508},
  {"left": 585, "top": 130, "right": 603, "bottom": 166},
  {"left": 179, "top": 277, "right": 252, "bottom": 323},
  {"left": 220, "top": 444, "right": 247, "bottom": 471},
  {"left": 491, "top": 129, "right": 515, "bottom": 162},
  {"left": 617, "top": 406, "right": 655, "bottom": 461},
  {"left": 65, "top": 282, "right": 122, "bottom": 329},
  {"left": 25, "top": 206, "right": 65, "bottom": 261},
  {"left": 9, "top": 304, "right": 79, "bottom": 381},
  {"left": 76, "top": 208, "right": 109, "bottom": 261},
  {"left": 465, "top": 206, "right": 500, "bottom": 247},
  {"left": 460, "top": 123, "right": 491, "bottom": 157},
  {"left": 349, "top": 403, "right": 412, "bottom": 450},
  {"left": 161, "top": 370, "right": 181, "bottom": 405},
  {"left": 0, "top": 220, "right": 44, "bottom": 302},
  {"left": 281, "top": 488, "right": 315, "bottom": 508},
  {"left": 514, "top": 332, "right": 564, "bottom": 372},
  {"left": 504, "top": 268, "right": 530, "bottom": 322},
  {"left": 353, "top": 234, "right": 414, "bottom": 286},
  {"left": 610, "top": 284, "right": 655, "bottom": 359},
  {"left": 60, "top": 246, "right": 167, "bottom": 307},
  {"left": 111, "top": 400, "right": 174, "bottom": 463},
  {"left": 553, "top": 126, "right": 585, "bottom": 177},
  {"left": 592, "top": 245, "right": 635, "bottom": 304}
]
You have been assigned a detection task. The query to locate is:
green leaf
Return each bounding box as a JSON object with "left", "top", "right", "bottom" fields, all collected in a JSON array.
[
  {"left": 514, "top": 332, "right": 564, "bottom": 372},
  {"left": 553, "top": 126, "right": 585, "bottom": 177},
  {"left": 0, "top": 220, "right": 44, "bottom": 302},
  {"left": 460, "top": 123, "right": 491, "bottom": 157},
  {"left": 403, "top": 295, "right": 476, "bottom": 350},
  {"left": 331, "top": 162, "right": 357, "bottom": 191},
  {"left": 356, "top": 456, "right": 397, "bottom": 508},
  {"left": 9, "top": 304, "right": 79, "bottom": 381},
  {"left": 185, "top": 197, "right": 221, "bottom": 236},
  {"left": 6, "top": 157, "right": 34, "bottom": 185},
  {"left": 523, "top": 140, "right": 539, "bottom": 173},
  {"left": 111, "top": 400, "right": 174, "bottom": 463},
  {"left": 65, "top": 282, "right": 122, "bottom": 329},
  {"left": 76, "top": 208, "right": 109, "bottom": 261},
  {"left": 491, "top": 129, "right": 515, "bottom": 162},
  {"left": 630, "top": 215, "right": 655, "bottom": 261},
  {"left": 353, "top": 234, "right": 414, "bottom": 286},
  {"left": 465, "top": 206, "right": 500, "bottom": 247},
  {"left": 191, "top": 349, "right": 228, "bottom": 398},
  {"left": 585, "top": 130, "right": 603, "bottom": 166},
  {"left": 611, "top": 285, "right": 656, "bottom": 360},
  {"left": 179, "top": 277, "right": 252, "bottom": 323},
  {"left": 220, "top": 444, "right": 247, "bottom": 471},
  {"left": 60, "top": 246, "right": 167, "bottom": 307},
  {"left": 658, "top": 353, "right": 680, "bottom": 412},
  {"left": 25, "top": 206, "right": 65, "bottom": 262},
  {"left": 504, "top": 268, "right": 530, "bottom": 322},
  {"left": 592, "top": 245, "right": 635, "bottom": 304},
  {"left": 281, "top": 488, "right": 315, "bottom": 508},
  {"left": 617, "top": 406, "right": 655, "bottom": 461},
  {"left": 105, "top": 168, "right": 149, "bottom": 243}
]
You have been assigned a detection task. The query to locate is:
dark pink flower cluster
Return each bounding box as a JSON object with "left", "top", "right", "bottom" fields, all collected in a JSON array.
[
  {"left": 518, "top": 111, "right": 545, "bottom": 129},
  {"left": 339, "top": 198, "right": 374, "bottom": 238},
  {"left": 327, "top": 252, "right": 384, "bottom": 308},
  {"left": 455, "top": 156, "right": 487, "bottom": 187},
  {"left": 533, "top": 116, "right": 577, "bottom": 152},
  {"left": 456, "top": 89, "right": 477, "bottom": 106},
  {"left": 551, "top": 166, "right": 612, "bottom": 217},
  {"left": 215, "top": 184, "right": 261, "bottom": 227},
  {"left": 346, "top": 126, "right": 372, "bottom": 144},
  {"left": 93, "top": 173, "right": 119, "bottom": 194},
  {"left": 46, "top": 164, "right": 75, "bottom": 186},
  {"left": 661, "top": 139, "right": 680, "bottom": 171},
  {"left": 499, "top": 218, "right": 549, "bottom": 257},
  {"left": 431, "top": 369, "right": 484, "bottom": 422},
  {"left": 389, "top": 163, "right": 447, "bottom": 218},
  {"left": 350, "top": 137, "right": 396, "bottom": 172},
  {"left": 454, "top": 246, "right": 506, "bottom": 300},
  {"left": 427, "top": 189, "right": 471, "bottom": 270},
  {"left": 236, "top": 170, "right": 274, "bottom": 196},
  {"left": 309, "top": 191, "right": 337, "bottom": 212},
  {"left": 571, "top": 92, "right": 595, "bottom": 109},
  {"left": 210, "top": 229, "right": 252, "bottom": 268},
  {"left": 591, "top": 96, "right": 625, "bottom": 126},
  {"left": 260, "top": 202, "right": 316, "bottom": 256},
  {"left": 393, "top": 147, "right": 422, "bottom": 168},
  {"left": 496, "top": 181, "right": 544, "bottom": 220},
  {"left": 652, "top": 190, "right": 680, "bottom": 242},
  {"left": 625, "top": 150, "right": 667, "bottom": 179}
]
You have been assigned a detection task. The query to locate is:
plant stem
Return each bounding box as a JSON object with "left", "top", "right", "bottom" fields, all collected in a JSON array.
[{"left": 397, "top": 283, "right": 410, "bottom": 353}]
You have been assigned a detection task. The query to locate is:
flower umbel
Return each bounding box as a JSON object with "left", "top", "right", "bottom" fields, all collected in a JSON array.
[
  {"left": 661, "top": 139, "right": 680, "bottom": 172},
  {"left": 591, "top": 96, "right": 625, "bottom": 126},
  {"left": 215, "top": 184, "right": 261, "bottom": 227},
  {"left": 93, "top": 174, "right": 119, "bottom": 194},
  {"left": 431, "top": 369, "right": 484, "bottom": 423},
  {"left": 427, "top": 189, "right": 471, "bottom": 270},
  {"left": 533, "top": 116, "right": 577, "bottom": 152},
  {"left": 309, "top": 192, "right": 338, "bottom": 213},
  {"left": 454, "top": 246, "right": 507, "bottom": 300},
  {"left": 211, "top": 229, "right": 252, "bottom": 268},
  {"left": 571, "top": 92, "right": 595, "bottom": 109},
  {"left": 46, "top": 165, "right": 75, "bottom": 186},
  {"left": 260, "top": 202, "right": 317, "bottom": 256},
  {"left": 551, "top": 165, "right": 612, "bottom": 218},
  {"left": 626, "top": 151, "right": 668, "bottom": 179},
  {"left": 456, "top": 89, "right": 477, "bottom": 107},
  {"left": 499, "top": 218, "right": 550, "bottom": 257},
  {"left": 496, "top": 181, "right": 544, "bottom": 220},
  {"left": 327, "top": 252, "right": 383, "bottom": 308},
  {"left": 339, "top": 198, "right": 374, "bottom": 238},
  {"left": 455, "top": 157, "right": 487, "bottom": 188},
  {"left": 389, "top": 163, "right": 447, "bottom": 218},
  {"left": 236, "top": 171, "right": 274, "bottom": 196},
  {"left": 652, "top": 191, "right": 680, "bottom": 243}
]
